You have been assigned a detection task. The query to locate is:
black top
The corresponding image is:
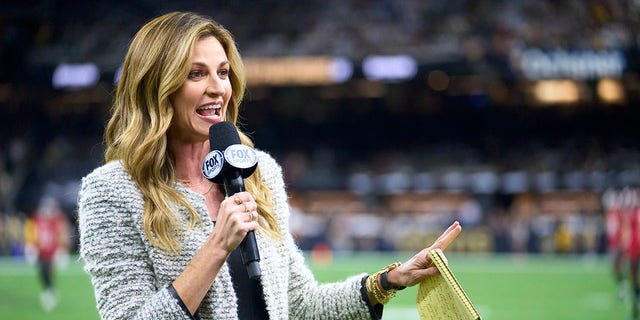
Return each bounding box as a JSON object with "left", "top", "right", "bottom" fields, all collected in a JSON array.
[{"left": 228, "top": 247, "right": 270, "bottom": 320}]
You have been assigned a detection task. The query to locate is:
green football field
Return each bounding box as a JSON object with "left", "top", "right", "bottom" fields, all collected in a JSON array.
[{"left": 0, "top": 252, "right": 628, "bottom": 319}]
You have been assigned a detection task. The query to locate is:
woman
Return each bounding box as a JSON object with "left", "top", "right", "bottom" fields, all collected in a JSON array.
[{"left": 78, "top": 11, "right": 462, "bottom": 320}]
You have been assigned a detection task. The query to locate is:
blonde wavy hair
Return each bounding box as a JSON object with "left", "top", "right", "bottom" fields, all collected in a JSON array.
[{"left": 104, "top": 12, "right": 281, "bottom": 252}]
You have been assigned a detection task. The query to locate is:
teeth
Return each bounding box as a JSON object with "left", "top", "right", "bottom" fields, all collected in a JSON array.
[{"left": 197, "top": 104, "right": 221, "bottom": 110}]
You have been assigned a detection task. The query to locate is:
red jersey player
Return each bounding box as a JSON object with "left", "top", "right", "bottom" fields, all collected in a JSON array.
[
  {"left": 604, "top": 188, "right": 626, "bottom": 299},
  {"left": 619, "top": 188, "right": 640, "bottom": 319},
  {"left": 30, "top": 196, "right": 69, "bottom": 311}
]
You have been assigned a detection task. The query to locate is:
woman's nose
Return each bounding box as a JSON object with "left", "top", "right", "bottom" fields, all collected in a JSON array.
[{"left": 205, "top": 77, "right": 224, "bottom": 96}]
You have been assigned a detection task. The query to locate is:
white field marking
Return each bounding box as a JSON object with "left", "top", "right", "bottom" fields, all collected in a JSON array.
[
  {"left": 385, "top": 305, "right": 492, "bottom": 320},
  {"left": 383, "top": 307, "right": 420, "bottom": 319}
]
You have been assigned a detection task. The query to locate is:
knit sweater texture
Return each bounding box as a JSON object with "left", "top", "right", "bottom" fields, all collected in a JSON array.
[{"left": 78, "top": 150, "right": 374, "bottom": 320}]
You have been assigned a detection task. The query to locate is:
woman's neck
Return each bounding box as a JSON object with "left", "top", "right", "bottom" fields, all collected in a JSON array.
[{"left": 171, "top": 140, "right": 210, "bottom": 182}]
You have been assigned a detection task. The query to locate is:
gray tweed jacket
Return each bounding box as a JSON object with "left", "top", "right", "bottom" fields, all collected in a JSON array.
[{"left": 78, "top": 150, "right": 374, "bottom": 320}]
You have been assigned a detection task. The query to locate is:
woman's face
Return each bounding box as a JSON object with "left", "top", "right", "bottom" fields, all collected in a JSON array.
[{"left": 168, "top": 36, "right": 232, "bottom": 143}]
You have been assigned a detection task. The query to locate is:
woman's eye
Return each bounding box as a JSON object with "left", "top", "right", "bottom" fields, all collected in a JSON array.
[
  {"left": 188, "top": 70, "right": 207, "bottom": 80},
  {"left": 218, "top": 69, "right": 229, "bottom": 78}
]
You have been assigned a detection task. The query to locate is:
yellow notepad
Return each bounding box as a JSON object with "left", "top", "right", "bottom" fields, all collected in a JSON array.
[{"left": 416, "top": 249, "right": 481, "bottom": 320}]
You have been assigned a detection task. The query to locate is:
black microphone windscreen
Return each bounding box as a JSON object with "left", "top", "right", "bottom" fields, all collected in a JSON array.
[{"left": 209, "top": 121, "right": 241, "bottom": 152}]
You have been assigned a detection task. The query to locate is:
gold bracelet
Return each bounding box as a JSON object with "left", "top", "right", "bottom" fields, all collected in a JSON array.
[
  {"left": 367, "top": 262, "right": 402, "bottom": 304},
  {"left": 366, "top": 273, "right": 387, "bottom": 304}
]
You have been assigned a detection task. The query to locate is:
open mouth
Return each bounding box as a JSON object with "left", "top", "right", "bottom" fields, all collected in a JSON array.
[{"left": 196, "top": 104, "right": 222, "bottom": 117}]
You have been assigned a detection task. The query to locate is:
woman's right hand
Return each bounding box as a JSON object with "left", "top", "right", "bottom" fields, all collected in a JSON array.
[
  {"left": 174, "top": 191, "right": 259, "bottom": 314},
  {"left": 209, "top": 191, "right": 259, "bottom": 254}
]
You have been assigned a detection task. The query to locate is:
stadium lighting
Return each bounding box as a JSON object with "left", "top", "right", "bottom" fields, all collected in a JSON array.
[
  {"left": 597, "top": 78, "right": 625, "bottom": 104},
  {"left": 362, "top": 54, "right": 417, "bottom": 82},
  {"left": 52, "top": 63, "right": 100, "bottom": 89},
  {"left": 532, "top": 79, "right": 580, "bottom": 104},
  {"left": 243, "top": 56, "right": 353, "bottom": 86},
  {"left": 113, "top": 65, "right": 123, "bottom": 84},
  {"left": 329, "top": 57, "right": 353, "bottom": 83}
]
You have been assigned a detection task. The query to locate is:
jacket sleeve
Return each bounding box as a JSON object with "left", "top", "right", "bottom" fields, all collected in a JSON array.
[
  {"left": 257, "top": 152, "right": 378, "bottom": 320},
  {"left": 77, "top": 164, "right": 195, "bottom": 320},
  {"left": 286, "top": 234, "right": 375, "bottom": 320}
]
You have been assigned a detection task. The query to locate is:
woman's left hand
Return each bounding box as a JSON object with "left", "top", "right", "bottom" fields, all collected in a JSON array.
[{"left": 387, "top": 221, "right": 462, "bottom": 288}]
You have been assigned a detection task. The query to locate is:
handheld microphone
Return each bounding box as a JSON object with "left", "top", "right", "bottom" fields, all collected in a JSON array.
[{"left": 202, "top": 121, "right": 261, "bottom": 279}]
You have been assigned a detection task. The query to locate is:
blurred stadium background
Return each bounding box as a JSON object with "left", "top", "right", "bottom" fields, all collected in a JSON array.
[{"left": 0, "top": 0, "right": 638, "bottom": 319}]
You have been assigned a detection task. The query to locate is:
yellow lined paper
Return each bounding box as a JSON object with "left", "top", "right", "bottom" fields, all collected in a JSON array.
[{"left": 416, "top": 249, "right": 481, "bottom": 320}]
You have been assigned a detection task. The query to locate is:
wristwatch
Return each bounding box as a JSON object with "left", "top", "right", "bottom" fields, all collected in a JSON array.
[{"left": 379, "top": 262, "right": 406, "bottom": 291}]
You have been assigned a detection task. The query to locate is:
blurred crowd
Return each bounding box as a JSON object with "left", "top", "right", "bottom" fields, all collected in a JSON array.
[
  {"left": 1, "top": 0, "right": 639, "bottom": 257},
  {"left": 288, "top": 188, "right": 608, "bottom": 255},
  {"left": 1, "top": 129, "right": 638, "bottom": 256},
  {"left": 1, "top": 0, "right": 637, "bottom": 80}
]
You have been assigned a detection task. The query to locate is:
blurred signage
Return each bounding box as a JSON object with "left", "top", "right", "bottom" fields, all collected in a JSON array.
[{"left": 517, "top": 49, "right": 626, "bottom": 80}]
